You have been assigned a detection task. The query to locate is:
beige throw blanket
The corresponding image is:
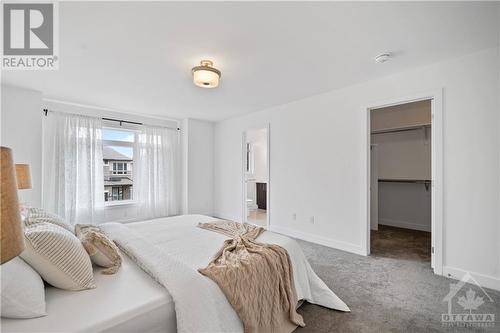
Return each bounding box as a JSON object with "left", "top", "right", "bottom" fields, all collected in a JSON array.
[{"left": 198, "top": 221, "right": 305, "bottom": 333}]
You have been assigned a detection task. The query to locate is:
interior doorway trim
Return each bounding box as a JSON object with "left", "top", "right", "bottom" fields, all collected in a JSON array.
[
  {"left": 241, "top": 124, "right": 271, "bottom": 229},
  {"left": 363, "top": 89, "right": 444, "bottom": 275}
]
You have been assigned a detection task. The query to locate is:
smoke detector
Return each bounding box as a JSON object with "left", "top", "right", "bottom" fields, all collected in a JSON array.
[{"left": 374, "top": 53, "right": 391, "bottom": 63}]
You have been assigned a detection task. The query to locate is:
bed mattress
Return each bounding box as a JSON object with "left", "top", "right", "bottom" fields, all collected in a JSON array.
[{"left": 1, "top": 254, "right": 176, "bottom": 333}]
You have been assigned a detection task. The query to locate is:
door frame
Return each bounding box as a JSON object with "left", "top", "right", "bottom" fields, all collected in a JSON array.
[
  {"left": 241, "top": 124, "right": 270, "bottom": 228},
  {"left": 363, "top": 89, "right": 443, "bottom": 275}
]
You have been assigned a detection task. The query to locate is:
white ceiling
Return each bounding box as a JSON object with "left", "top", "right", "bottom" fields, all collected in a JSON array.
[{"left": 2, "top": 1, "right": 499, "bottom": 121}]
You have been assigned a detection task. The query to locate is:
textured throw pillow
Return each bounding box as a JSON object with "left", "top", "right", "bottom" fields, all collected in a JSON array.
[
  {"left": 25, "top": 207, "right": 74, "bottom": 234},
  {"left": 21, "top": 222, "right": 96, "bottom": 290},
  {"left": 75, "top": 224, "right": 122, "bottom": 274},
  {"left": 1, "top": 257, "right": 47, "bottom": 318}
]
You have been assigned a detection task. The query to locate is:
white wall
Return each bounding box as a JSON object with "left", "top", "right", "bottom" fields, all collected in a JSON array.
[
  {"left": 214, "top": 47, "right": 500, "bottom": 289},
  {"left": 181, "top": 118, "right": 214, "bottom": 215},
  {"left": 1, "top": 85, "right": 43, "bottom": 207},
  {"left": 378, "top": 182, "right": 431, "bottom": 232}
]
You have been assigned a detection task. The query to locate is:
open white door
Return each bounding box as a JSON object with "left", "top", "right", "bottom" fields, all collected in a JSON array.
[{"left": 370, "top": 144, "right": 378, "bottom": 231}]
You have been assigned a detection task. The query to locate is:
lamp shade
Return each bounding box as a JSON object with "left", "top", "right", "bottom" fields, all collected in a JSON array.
[
  {"left": 1, "top": 147, "right": 25, "bottom": 264},
  {"left": 15, "top": 164, "right": 32, "bottom": 189}
]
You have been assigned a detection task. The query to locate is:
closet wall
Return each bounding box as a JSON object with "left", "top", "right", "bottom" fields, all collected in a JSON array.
[{"left": 371, "top": 100, "right": 431, "bottom": 231}]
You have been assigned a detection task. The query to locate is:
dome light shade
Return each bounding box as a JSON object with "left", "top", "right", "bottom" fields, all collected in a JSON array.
[{"left": 192, "top": 60, "right": 221, "bottom": 88}]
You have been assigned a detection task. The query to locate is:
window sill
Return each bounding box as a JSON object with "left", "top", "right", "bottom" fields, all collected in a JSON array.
[{"left": 105, "top": 200, "right": 136, "bottom": 208}]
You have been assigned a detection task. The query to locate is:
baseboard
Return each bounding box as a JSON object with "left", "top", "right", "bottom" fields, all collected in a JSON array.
[
  {"left": 379, "top": 218, "right": 431, "bottom": 232},
  {"left": 269, "top": 225, "right": 365, "bottom": 256},
  {"left": 443, "top": 266, "right": 500, "bottom": 292}
]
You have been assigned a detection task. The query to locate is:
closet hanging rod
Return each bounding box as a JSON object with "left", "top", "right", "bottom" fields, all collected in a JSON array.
[
  {"left": 43, "top": 109, "right": 180, "bottom": 130},
  {"left": 378, "top": 178, "right": 431, "bottom": 190},
  {"left": 378, "top": 179, "right": 431, "bottom": 184},
  {"left": 371, "top": 124, "right": 430, "bottom": 135}
]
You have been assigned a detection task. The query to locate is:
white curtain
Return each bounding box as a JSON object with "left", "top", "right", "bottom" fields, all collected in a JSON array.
[
  {"left": 43, "top": 112, "right": 104, "bottom": 224},
  {"left": 134, "top": 125, "right": 179, "bottom": 219}
]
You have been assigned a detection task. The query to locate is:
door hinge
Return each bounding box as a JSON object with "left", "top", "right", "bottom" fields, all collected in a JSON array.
[{"left": 431, "top": 246, "right": 434, "bottom": 254}]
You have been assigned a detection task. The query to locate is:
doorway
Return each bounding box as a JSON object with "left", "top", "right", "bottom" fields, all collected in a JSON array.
[
  {"left": 242, "top": 127, "right": 269, "bottom": 228},
  {"left": 366, "top": 91, "right": 443, "bottom": 275}
]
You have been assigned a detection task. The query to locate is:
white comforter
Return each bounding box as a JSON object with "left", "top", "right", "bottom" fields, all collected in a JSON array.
[{"left": 101, "top": 215, "right": 349, "bottom": 333}]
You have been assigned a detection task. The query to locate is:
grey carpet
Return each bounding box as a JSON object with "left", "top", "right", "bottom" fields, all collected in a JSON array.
[{"left": 295, "top": 229, "right": 500, "bottom": 333}]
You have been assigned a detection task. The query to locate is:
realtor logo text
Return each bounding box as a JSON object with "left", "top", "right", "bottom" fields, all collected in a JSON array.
[{"left": 2, "top": 2, "right": 58, "bottom": 70}]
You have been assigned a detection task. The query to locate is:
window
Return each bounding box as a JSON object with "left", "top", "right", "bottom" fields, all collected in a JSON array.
[
  {"left": 112, "top": 162, "right": 129, "bottom": 175},
  {"left": 102, "top": 126, "right": 135, "bottom": 205}
]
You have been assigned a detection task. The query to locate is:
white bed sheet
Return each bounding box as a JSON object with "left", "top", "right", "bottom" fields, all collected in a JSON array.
[{"left": 1, "top": 254, "right": 175, "bottom": 333}]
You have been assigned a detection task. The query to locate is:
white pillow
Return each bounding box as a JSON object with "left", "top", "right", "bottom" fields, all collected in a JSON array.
[
  {"left": 1, "top": 257, "right": 47, "bottom": 318},
  {"left": 21, "top": 222, "right": 96, "bottom": 291}
]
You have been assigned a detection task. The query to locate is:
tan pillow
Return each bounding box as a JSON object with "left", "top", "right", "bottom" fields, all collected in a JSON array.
[
  {"left": 75, "top": 224, "right": 122, "bottom": 274},
  {"left": 21, "top": 222, "right": 95, "bottom": 291}
]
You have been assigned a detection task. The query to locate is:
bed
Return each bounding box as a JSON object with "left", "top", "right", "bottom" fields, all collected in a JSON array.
[
  {"left": 1, "top": 254, "right": 176, "bottom": 333},
  {"left": 2, "top": 214, "right": 348, "bottom": 333}
]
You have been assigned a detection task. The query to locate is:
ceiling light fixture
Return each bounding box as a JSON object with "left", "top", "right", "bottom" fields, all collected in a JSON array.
[
  {"left": 192, "top": 60, "right": 221, "bottom": 88},
  {"left": 374, "top": 53, "right": 391, "bottom": 63}
]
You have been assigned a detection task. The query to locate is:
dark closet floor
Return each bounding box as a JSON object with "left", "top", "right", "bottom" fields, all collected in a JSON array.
[{"left": 370, "top": 224, "right": 431, "bottom": 262}]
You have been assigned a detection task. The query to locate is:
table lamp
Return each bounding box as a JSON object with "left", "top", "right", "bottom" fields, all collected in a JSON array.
[
  {"left": 1, "top": 147, "right": 25, "bottom": 264},
  {"left": 15, "top": 164, "right": 32, "bottom": 190}
]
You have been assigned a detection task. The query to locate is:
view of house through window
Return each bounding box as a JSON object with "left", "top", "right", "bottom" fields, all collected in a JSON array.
[{"left": 102, "top": 127, "right": 135, "bottom": 204}]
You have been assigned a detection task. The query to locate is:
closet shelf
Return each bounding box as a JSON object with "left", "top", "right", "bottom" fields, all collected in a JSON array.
[{"left": 371, "top": 124, "right": 431, "bottom": 135}]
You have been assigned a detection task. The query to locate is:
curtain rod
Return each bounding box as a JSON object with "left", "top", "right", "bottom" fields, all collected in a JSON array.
[
  {"left": 43, "top": 109, "right": 180, "bottom": 131},
  {"left": 102, "top": 117, "right": 142, "bottom": 126}
]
